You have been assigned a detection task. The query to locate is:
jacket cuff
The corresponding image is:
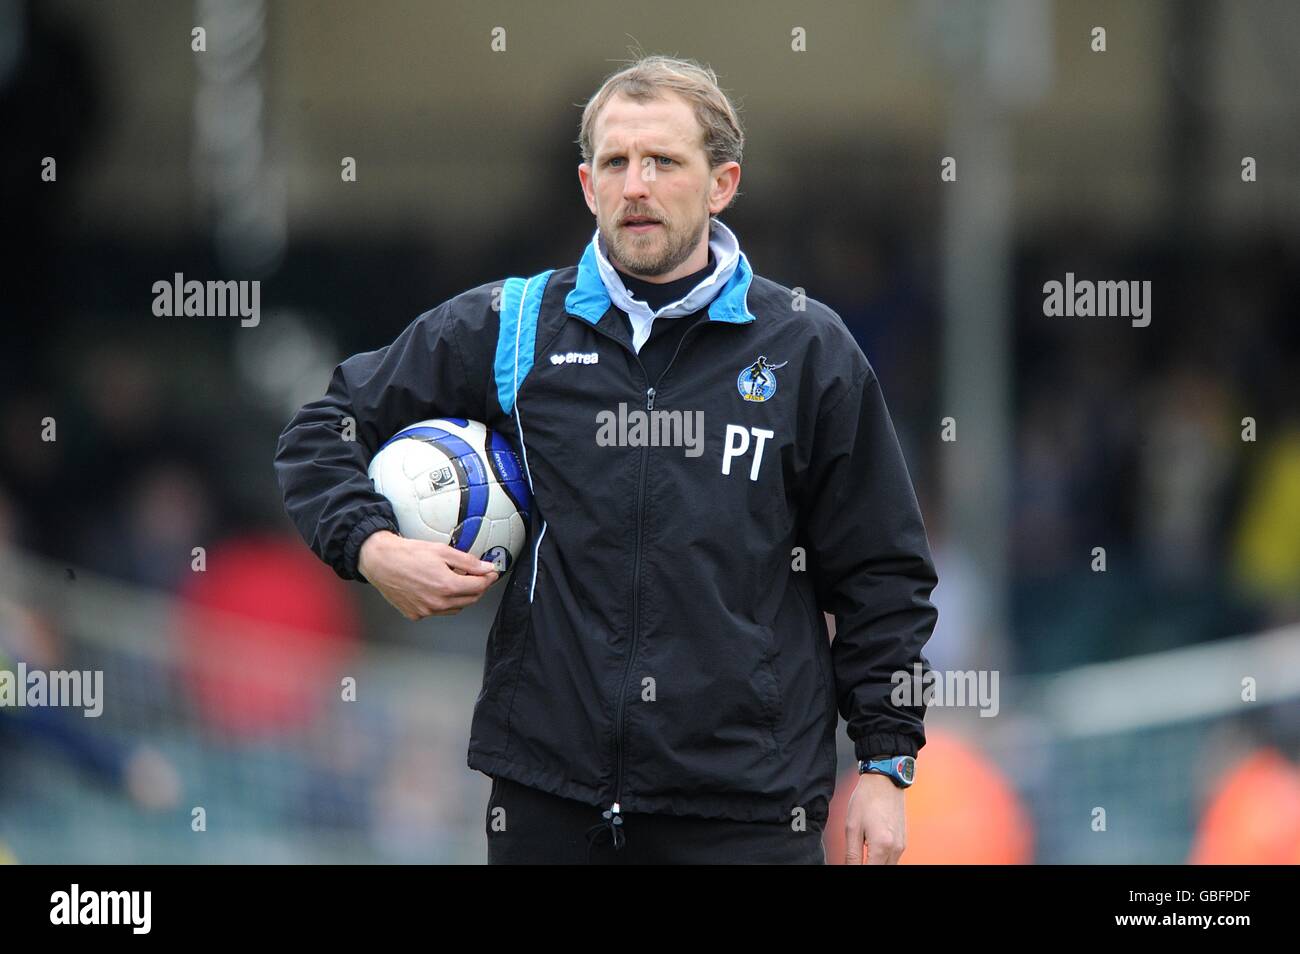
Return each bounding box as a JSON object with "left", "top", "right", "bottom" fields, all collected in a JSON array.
[
  {"left": 854, "top": 732, "right": 921, "bottom": 762},
  {"left": 342, "top": 512, "right": 400, "bottom": 584}
]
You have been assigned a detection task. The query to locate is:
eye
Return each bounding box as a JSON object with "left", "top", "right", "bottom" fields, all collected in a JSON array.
[
  {"left": 656, "top": 156, "right": 674, "bottom": 166},
  {"left": 606, "top": 157, "right": 625, "bottom": 168}
]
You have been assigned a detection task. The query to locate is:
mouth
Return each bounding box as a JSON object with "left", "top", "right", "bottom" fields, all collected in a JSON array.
[{"left": 621, "top": 216, "right": 662, "bottom": 233}]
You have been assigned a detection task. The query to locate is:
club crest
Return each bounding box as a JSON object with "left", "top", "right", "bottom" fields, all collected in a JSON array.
[{"left": 737, "top": 355, "right": 788, "bottom": 402}]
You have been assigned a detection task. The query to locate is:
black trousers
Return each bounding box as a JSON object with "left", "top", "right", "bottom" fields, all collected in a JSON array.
[{"left": 485, "top": 776, "right": 826, "bottom": 864}]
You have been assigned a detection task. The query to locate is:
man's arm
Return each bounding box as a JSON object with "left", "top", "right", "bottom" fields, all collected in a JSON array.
[
  {"left": 273, "top": 293, "right": 495, "bottom": 583},
  {"left": 801, "top": 363, "right": 939, "bottom": 761}
]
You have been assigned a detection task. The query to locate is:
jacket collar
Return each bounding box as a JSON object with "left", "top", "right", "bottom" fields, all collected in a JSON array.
[{"left": 565, "top": 216, "right": 758, "bottom": 329}]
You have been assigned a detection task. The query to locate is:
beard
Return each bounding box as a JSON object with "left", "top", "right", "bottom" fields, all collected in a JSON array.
[{"left": 601, "top": 205, "right": 709, "bottom": 278}]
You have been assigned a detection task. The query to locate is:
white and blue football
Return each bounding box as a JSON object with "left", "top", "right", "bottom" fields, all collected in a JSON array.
[{"left": 367, "top": 418, "right": 531, "bottom": 573}]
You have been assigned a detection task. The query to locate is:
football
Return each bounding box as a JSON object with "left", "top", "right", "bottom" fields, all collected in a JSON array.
[{"left": 367, "top": 418, "right": 531, "bottom": 573}]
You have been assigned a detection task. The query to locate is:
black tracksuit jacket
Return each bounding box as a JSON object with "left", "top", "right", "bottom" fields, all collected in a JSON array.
[{"left": 274, "top": 226, "right": 939, "bottom": 826}]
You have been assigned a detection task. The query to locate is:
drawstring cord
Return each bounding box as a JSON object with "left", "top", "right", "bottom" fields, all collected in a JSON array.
[{"left": 584, "top": 806, "right": 626, "bottom": 861}]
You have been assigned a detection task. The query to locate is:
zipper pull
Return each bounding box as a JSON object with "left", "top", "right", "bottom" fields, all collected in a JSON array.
[
  {"left": 602, "top": 802, "right": 626, "bottom": 849},
  {"left": 646, "top": 387, "right": 656, "bottom": 411}
]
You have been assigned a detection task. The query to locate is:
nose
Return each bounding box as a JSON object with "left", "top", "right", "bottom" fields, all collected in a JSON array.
[{"left": 621, "top": 159, "right": 651, "bottom": 201}]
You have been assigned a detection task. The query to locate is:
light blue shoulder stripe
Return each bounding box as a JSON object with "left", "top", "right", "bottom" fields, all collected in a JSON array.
[{"left": 494, "top": 270, "right": 555, "bottom": 416}]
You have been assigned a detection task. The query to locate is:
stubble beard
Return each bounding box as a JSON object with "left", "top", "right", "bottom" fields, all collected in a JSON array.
[{"left": 601, "top": 206, "right": 710, "bottom": 279}]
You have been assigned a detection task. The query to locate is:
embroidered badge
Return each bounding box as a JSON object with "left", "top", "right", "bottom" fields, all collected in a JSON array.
[{"left": 737, "top": 355, "right": 787, "bottom": 402}]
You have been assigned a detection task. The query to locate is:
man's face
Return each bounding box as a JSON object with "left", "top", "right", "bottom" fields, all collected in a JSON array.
[{"left": 578, "top": 92, "right": 740, "bottom": 282}]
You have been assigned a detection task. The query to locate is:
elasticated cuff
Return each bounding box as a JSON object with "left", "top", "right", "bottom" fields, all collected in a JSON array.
[
  {"left": 854, "top": 732, "right": 921, "bottom": 762},
  {"left": 342, "top": 512, "right": 400, "bottom": 583}
]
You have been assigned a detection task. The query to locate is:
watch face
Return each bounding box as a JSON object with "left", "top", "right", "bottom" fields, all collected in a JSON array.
[{"left": 898, "top": 757, "right": 915, "bottom": 783}]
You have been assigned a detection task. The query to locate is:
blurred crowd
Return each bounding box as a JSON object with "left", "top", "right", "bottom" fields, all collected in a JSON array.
[{"left": 1007, "top": 232, "right": 1300, "bottom": 671}]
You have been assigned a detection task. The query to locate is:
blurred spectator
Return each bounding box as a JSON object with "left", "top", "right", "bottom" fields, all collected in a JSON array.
[
  {"left": 1229, "top": 421, "right": 1300, "bottom": 626},
  {"left": 0, "top": 598, "right": 182, "bottom": 814},
  {"left": 174, "top": 534, "right": 361, "bottom": 739},
  {"left": 1135, "top": 363, "right": 1236, "bottom": 586},
  {"left": 78, "top": 460, "right": 215, "bottom": 591},
  {"left": 920, "top": 499, "right": 990, "bottom": 673},
  {"left": 1189, "top": 748, "right": 1300, "bottom": 864}
]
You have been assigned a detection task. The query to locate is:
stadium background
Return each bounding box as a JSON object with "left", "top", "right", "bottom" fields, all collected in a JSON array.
[{"left": 2, "top": 0, "right": 1299, "bottom": 863}]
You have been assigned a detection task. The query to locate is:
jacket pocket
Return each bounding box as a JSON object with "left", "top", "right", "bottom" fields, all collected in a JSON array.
[
  {"left": 477, "top": 574, "right": 531, "bottom": 706},
  {"left": 756, "top": 627, "right": 784, "bottom": 758},
  {"left": 634, "top": 613, "right": 785, "bottom": 786},
  {"left": 470, "top": 574, "right": 535, "bottom": 759},
  {"left": 792, "top": 579, "right": 835, "bottom": 722}
]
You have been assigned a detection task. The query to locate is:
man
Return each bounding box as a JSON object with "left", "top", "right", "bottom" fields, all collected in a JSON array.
[{"left": 275, "top": 55, "right": 938, "bottom": 864}]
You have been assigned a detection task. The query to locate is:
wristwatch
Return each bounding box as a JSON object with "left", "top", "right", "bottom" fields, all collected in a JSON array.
[{"left": 858, "top": 754, "right": 916, "bottom": 788}]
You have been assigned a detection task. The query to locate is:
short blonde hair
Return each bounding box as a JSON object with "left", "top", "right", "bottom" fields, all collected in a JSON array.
[{"left": 577, "top": 55, "right": 745, "bottom": 171}]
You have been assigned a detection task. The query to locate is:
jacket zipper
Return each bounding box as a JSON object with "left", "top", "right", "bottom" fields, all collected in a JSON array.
[{"left": 576, "top": 313, "right": 731, "bottom": 842}]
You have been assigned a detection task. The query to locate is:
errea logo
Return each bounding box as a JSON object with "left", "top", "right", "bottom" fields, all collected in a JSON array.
[{"left": 550, "top": 351, "right": 599, "bottom": 366}]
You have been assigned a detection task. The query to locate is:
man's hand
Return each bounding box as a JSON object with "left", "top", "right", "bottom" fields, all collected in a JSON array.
[
  {"left": 844, "top": 772, "right": 907, "bottom": 864},
  {"left": 358, "top": 530, "right": 500, "bottom": 620}
]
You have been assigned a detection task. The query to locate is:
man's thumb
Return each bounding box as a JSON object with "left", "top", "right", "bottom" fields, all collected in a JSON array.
[{"left": 441, "top": 545, "right": 496, "bottom": 574}]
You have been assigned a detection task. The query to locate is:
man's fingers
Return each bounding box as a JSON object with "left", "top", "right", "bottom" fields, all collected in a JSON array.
[
  {"left": 438, "top": 545, "right": 499, "bottom": 575},
  {"left": 439, "top": 588, "right": 490, "bottom": 609},
  {"left": 437, "top": 568, "right": 499, "bottom": 597},
  {"left": 844, "top": 820, "right": 864, "bottom": 865},
  {"left": 864, "top": 830, "right": 902, "bottom": 865},
  {"left": 406, "top": 592, "right": 480, "bottom": 619},
  {"left": 370, "top": 538, "right": 500, "bottom": 621},
  {"left": 847, "top": 819, "right": 905, "bottom": 865}
]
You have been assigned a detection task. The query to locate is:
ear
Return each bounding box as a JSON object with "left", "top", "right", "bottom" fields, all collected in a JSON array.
[
  {"left": 707, "top": 162, "right": 741, "bottom": 214},
  {"left": 577, "top": 162, "right": 598, "bottom": 216}
]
